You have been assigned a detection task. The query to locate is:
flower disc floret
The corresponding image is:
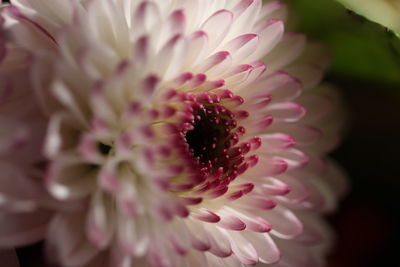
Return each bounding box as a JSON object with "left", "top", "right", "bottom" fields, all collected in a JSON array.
[{"left": 164, "top": 90, "right": 259, "bottom": 193}]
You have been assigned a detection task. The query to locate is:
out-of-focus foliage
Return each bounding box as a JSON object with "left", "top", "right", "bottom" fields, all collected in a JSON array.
[
  {"left": 286, "top": 0, "right": 400, "bottom": 97},
  {"left": 336, "top": 0, "right": 400, "bottom": 36}
]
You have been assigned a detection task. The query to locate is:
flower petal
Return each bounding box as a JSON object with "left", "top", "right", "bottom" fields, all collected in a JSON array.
[
  {"left": 0, "top": 210, "right": 51, "bottom": 248},
  {"left": 47, "top": 212, "right": 99, "bottom": 267}
]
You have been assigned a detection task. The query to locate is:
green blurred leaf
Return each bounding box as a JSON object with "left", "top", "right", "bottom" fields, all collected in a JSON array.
[
  {"left": 335, "top": 0, "right": 400, "bottom": 37},
  {"left": 286, "top": 0, "right": 400, "bottom": 96}
]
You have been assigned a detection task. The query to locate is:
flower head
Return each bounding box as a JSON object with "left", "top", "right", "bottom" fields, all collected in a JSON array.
[{"left": 0, "top": 1, "right": 347, "bottom": 266}]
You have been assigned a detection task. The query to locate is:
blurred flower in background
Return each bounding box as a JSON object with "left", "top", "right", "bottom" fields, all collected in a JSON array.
[{"left": 0, "top": 0, "right": 347, "bottom": 266}]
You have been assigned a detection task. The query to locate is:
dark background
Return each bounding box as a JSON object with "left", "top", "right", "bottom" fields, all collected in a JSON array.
[
  {"left": 327, "top": 78, "right": 400, "bottom": 267},
  {"left": 8, "top": 0, "right": 400, "bottom": 266},
  {"left": 289, "top": 1, "right": 400, "bottom": 266}
]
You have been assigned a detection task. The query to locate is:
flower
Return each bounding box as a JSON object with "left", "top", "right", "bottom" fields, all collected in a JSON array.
[
  {"left": 0, "top": 11, "right": 54, "bottom": 249},
  {"left": 337, "top": 0, "right": 400, "bottom": 36},
  {"left": 0, "top": 0, "right": 347, "bottom": 267}
]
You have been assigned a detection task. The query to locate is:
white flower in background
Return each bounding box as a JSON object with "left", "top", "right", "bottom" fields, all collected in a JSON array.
[
  {"left": 337, "top": 0, "right": 400, "bottom": 36},
  {"left": 0, "top": 0, "right": 347, "bottom": 267}
]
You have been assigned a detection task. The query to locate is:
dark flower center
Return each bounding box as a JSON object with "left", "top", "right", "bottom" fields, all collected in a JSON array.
[
  {"left": 185, "top": 104, "right": 237, "bottom": 166},
  {"left": 183, "top": 102, "right": 249, "bottom": 181},
  {"left": 166, "top": 89, "right": 260, "bottom": 193},
  {"left": 97, "top": 142, "right": 112, "bottom": 155}
]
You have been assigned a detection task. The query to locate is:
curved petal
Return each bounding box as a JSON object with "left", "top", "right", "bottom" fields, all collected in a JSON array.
[{"left": 0, "top": 210, "right": 51, "bottom": 248}]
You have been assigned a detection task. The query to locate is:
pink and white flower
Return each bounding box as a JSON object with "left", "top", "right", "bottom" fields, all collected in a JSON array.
[{"left": 0, "top": 0, "right": 347, "bottom": 266}]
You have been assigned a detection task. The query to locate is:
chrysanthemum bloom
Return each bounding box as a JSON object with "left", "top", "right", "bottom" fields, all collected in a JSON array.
[
  {"left": 0, "top": 0, "right": 347, "bottom": 266},
  {"left": 337, "top": 0, "right": 400, "bottom": 36}
]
